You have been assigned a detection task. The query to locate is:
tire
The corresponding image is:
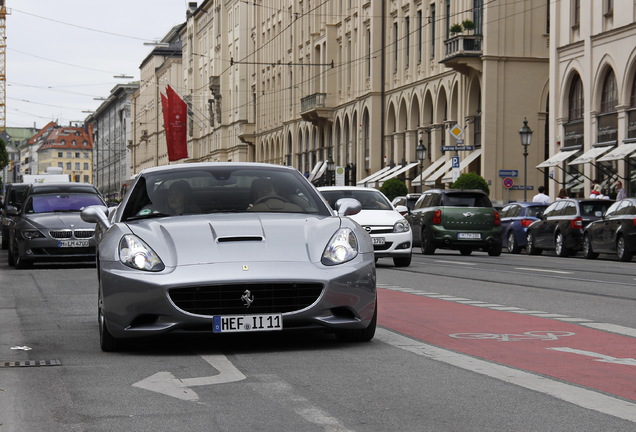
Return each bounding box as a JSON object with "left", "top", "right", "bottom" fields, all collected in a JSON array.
[
  {"left": 336, "top": 302, "right": 377, "bottom": 342},
  {"left": 507, "top": 231, "right": 521, "bottom": 254},
  {"left": 1, "top": 228, "right": 7, "bottom": 250},
  {"left": 12, "top": 240, "right": 32, "bottom": 269},
  {"left": 7, "top": 240, "right": 15, "bottom": 266},
  {"left": 582, "top": 234, "right": 599, "bottom": 260},
  {"left": 616, "top": 235, "right": 633, "bottom": 262},
  {"left": 393, "top": 254, "right": 411, "bottom": 267},
  {"left": 526, "top": 233, "right": 543, "bottom": 255},
  {"left": 488, "top": 241, "right": 502, "bottom": 257},
  {"left": 459, "top": 247, "right": 472, "bottom": 256},
  {"left": 99, "top": 308, "right": 120, "bottom": 352},
  {"left": 555, "top": 232, "right": 570, "bottom": 257},
  {"left": 420, "top": 228, "right": 436, "bottom": 255}
]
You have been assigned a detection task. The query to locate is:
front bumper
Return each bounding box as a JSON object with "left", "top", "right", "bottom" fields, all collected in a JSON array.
[{"left": 99, "top": 255, "right": 377, "bottom": 339}]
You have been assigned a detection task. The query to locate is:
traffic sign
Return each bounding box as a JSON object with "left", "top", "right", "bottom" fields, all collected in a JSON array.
[
  {"left": 498, "top": 170, "right": 519, "bottom": 178},
  {"left": 449, "top": 124, "right": 464, "bottom": 139},
  {"left": 451, "top": 156, "right": 460, "bottom": 168},
  {"left": 441, "top": 145, "right": 474, "bottom": 151},
  {"left": 503, "top": 177, "right": 514, "bottom": 188}
]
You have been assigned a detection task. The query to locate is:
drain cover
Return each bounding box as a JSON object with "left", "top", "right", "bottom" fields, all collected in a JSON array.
[{"left": 0, "top": 360, "right": 62, "bottom": 368}]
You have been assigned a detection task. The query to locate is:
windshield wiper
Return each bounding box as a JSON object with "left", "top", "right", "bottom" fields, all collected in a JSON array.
[{"left": 125, "top": 212, "right": 172, "bottom": 221}]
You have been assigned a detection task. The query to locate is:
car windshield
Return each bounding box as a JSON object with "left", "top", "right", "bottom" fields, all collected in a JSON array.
[
  {"left": 25, "top": 193, "right": 105, "bottom": 213},
  {"left": 526, "top": 206, "right": 546, "bottom": 217},
  {"left": 121, "top": 166, "right": 330, "bottom": 221},
  {"left": 442, "top": 193, "right": 491, "bottom": 207},
  {"left": 320, "top": 189, "right": 391, "bottom": 210},
  {"left": 580, "top": 201, "right": 613, "bottom": 216}
]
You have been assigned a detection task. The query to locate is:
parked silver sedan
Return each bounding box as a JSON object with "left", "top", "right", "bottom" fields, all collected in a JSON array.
[{"left": 82, "top": 162, "right": 377, "bottom": 351}]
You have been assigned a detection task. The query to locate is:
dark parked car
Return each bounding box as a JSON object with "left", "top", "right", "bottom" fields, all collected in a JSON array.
[
  {"left": 500, "top": 202, "right": 548, "bottom": 253},
  {"left": 6, "top": 182, "right": 106, "bottom": 268},
  {"left": 583, "top": 198, "right": 636, "bottom": 262},
  {"left": 1, "top": 183, "right": 29, "bottom": 250},
  {"left": 526, "top": 198, "right": 614, "bottom": 257},
  {"left": 391, "top": 193, "right": 421, "bottom": 216},
  {"left": 406, "top": 189, "right": 502, "bottom": 256}
]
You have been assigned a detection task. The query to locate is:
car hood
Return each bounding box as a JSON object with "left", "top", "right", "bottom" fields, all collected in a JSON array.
[
  {"left": 123, "top": 213, "right": 347, "bottom": 266},
  {"left": 347, "top": 209, "right": 403, "bottom": 226},
  {"left": 19, "top": 212, "right": 92, "bottom": 230}
]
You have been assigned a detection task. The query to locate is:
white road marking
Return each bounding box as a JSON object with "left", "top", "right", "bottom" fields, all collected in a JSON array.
[
  {"left": 548, "top": 347, "right": 636, "bottom": 366},
  {"left": 582, "top": 323, "right": 636, "bottom": 338},
  {"left": 434, "top": 260, "right": 477, "bottom": 265},
  {"left": 376, "top": 328, "right": 636, "bottom": 423},
  {"left": 514, "top": 267, "right": 573, "bottom": 274},
  {"left": 133, "top": 353, "right": 246, "bottom": 401},
  {"left": 250, "top": 375, "right": 354, "bottom": 432}
]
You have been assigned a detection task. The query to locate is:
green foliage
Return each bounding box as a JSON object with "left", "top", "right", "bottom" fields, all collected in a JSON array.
[
  {"left": 380, "top": 178, "right": 408, "bottom": 201},
  {"left": 0, "top": 138, "right": 8, "bottom": 171},
  {"left": 450, "top": 23, "right": 463, "bottom": 34},
  {"left": 451, "top": 172, "right": 490, "bottom": 195},
  {"left": 462, "top": 20, "right": 476, "bottom": 32}
]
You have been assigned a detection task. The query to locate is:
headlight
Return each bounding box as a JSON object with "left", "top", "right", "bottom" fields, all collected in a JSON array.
[
  {"left": 393, "top": 218, "right": 410, "bottom": 233},
  {"left": 322, "top": 228, "right": 358, "bottom": 266},
  {"left": 20, "top": 229, "right": 45, "bottom": 240},
  {"left": 119, "top": 234, "right": 164, "bottom": 272}
]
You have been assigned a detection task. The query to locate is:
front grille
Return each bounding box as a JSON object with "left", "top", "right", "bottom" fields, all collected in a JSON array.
[
  {"left": 35, "top": 247, "right": 95, "bottom": 256},
  {"left": 50, "top": 230, "right": 72, "bottom": 239},
  {"left": 364, "top": 226, "right": 393, "bottom": 235},
  {"left": 168, "top": 283, "right": 324, "bottom": 316},
  {"left": 48, "top": 229, "right": 95, "bottom": 239},
  {"left": 373, "top": 242, "right": 393, "bottom": 251}
]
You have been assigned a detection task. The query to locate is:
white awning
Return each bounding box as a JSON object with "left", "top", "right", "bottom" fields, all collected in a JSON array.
[
  {"left": 567, "top": 146, "right": 614, "bottom": 165},
  {"left": 597, "top": 142, "right": 636, "bottom": 162},
  {"left": 441, "top": 149, "right": 483, "bottom": 183},
  {"left": 536, "top": 149, "right": 579, "bottom": 168},
  {"left": 357, "top": 165, "right": 402, "bottom": 186},
  {"left": 377, "top": 162, "right": 419, "bottom": 186},
  {"left": 314, "top": 161, "right": 328, "bottom": 180},
  {"left": 356, "top": 166, "right": 392, "bottom": 186},
  {"left": 411, "top": 157, "right": 447, "bottom": 187},
  {"left": 307, "top": 161, "right": 325, "bottom": 182},
  {"left": 424, "top": 159, "right": 454, "bottom": 186}
]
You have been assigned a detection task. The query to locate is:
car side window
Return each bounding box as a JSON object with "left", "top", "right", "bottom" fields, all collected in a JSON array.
[
  {"left": 416, "top": 193, "right": 433, "bottom": 209},
  {"left": 542, "top": 202, "right": 559, "bottom": 218},
  {"left": 500, "top": 205, "right": 512, "bottom": 218},
  {"left": 604, "top": 201, "right": 622, "bottom": 217},
  {"left": 562, "top": 202, "right": 577, "bottom": 216},
  {"left": 511, "top": 205, "right": 521, "bottom": 217}
]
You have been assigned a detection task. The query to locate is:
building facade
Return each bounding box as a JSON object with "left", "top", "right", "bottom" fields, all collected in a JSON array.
[
  {"left": 0, "top": 126, "right": 38, "bottom": 184},
  {"left": 88, "top": 83, "right": 139, "bottom": 199},
  {"left": 548, "top": 1, "right": 636, "bottom": 198},
  {"left": 36, "top": 126, "right": 93, "bottom": 183}
]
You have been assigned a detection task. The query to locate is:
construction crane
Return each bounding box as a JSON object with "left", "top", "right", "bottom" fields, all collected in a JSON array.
[{"left": 0, "top": 0, "right": 7, "bottom": 133}]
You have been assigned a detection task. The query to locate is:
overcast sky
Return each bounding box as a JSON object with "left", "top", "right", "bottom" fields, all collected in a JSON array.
[{"left": 7, "top": 0, "right": 190, "bottom": 129}]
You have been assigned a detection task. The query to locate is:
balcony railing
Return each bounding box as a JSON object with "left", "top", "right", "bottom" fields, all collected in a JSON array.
[
  {"left": 300, "top": 93, "right": 333, "bottom": 125},
  {"left": 300, "top": 93, "right": 327, "bottom": 113},
  {"left": 442, "top": 35, "right": 483, "bottom": 60}
]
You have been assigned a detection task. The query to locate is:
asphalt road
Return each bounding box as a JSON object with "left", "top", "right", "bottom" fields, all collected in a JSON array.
[{"left": 1, "top": 247, "right": 636, "bottom": 432}]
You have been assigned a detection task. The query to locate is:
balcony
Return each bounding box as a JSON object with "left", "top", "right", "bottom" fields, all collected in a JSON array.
[
  {"left": 300, "top": 93, "right": 334, "bottom": 126},
  {"left": 440, "top": 35, "right": 483, "bottom": 74}
]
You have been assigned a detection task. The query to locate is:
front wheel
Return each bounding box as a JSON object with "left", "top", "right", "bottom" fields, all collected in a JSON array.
[
  {"left": 488, "top": 242, "right": 502, "bottom": 257},
  {"left": 582, "top": 234, "right": 599, "bottom": 259},
  {"left": 99, "top": 308, "right": 121, "bottom": 352},
  {"left": 421, "top": 228, "right": 436, "bottom": 255},
  {"left": 526, "top": 233, "right": 543, "bottom": 255},
  {"left": 616, "top": 235, "right": 633, "bottom": 262},
  {"left": 507, "top": 231, "right": 521, "bottom": 254},
  {"left": 393, "top": 254, "right": 411, "bottom": 267}
]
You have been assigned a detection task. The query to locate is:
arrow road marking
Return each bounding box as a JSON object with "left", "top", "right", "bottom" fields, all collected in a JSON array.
[
  {"left": 548, "top": 347, "right": 636, "bottom": 366},
  {"left": 132, "top": 353, "right": 246, "bottom": 401}
]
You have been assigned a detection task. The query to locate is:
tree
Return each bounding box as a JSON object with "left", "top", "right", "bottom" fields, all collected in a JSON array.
[
  {"left": 0, "top": 137, "right": 8, "bottom": 171},
  {"left": 462, "top": 19, "right": 476, "bottom": 33},
  {"left": 451, "top": 172, "right": 490, "bottom": 195},
  {"left": 450, "top": 23, "right": 463, "bottom": 35},
  {"left": 380, "top": 178, "right": 408, "bottom": 201}
]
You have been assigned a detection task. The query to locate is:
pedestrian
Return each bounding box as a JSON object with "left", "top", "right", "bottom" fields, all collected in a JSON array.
[
  {"left": 532, "top": 186, "right": 551, "bottom": 204},
  {"left": 615, "top": 180, "right": 626, "bottom": 200},
  {"left": 591, "top": 179, "right": 602, "bottom": 194},
  {"left": 557, "top": 188, "right": 567, "bottom": 199}
]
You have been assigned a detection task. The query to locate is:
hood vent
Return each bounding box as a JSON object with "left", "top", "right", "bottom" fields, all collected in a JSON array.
[{"left": 217, "top": 236, "right": 263, "bottom": 243}]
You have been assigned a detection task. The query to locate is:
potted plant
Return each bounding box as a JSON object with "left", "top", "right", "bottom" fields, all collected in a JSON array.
[
  {"left": 462, "top": 19, "right": 476, "bottom": 33},
  {"left": 450, "top": 23, "right": 463, "bottom": 35}
]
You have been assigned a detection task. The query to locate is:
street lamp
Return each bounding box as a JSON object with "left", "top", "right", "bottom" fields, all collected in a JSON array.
[
  {"left": 416, "top": 132, "right": 427, "bottom": 193},
  {"left": 326, "top": 154, "right": 335, "bottom": 186},
  {"left": 519, "top": 118, "right": 533, "bottom": 202}
]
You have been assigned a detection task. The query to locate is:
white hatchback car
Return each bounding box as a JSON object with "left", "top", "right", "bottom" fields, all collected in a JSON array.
[{"left": 318, "top": 186, "right": 412, "bottom": 267}]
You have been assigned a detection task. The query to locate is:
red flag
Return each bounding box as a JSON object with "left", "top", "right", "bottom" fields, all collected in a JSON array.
[{"left": 160, "top": 85, "right": 188, "bottom": 161}]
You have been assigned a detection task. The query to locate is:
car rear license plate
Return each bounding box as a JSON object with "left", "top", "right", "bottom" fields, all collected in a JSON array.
[
  {"left": 58, "top": 240, "right": 90, "bottom": 247},
  {"left": 213, "top": 314, "right": 282, "bottom": 333},
  {"left": 458, "top": 233, "right": 481, "bottom": 239},
  {"left": 372, "top": 237, "right": 386, "bottom": 245}
]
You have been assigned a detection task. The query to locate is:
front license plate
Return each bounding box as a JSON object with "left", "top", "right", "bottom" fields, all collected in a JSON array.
[
  {"left": 457, "top": 233, "right": 481, "bottom": 239},
  {"left": 58, "top": 240, "right": 90, "bottom": 248},
  {"left": 213, "top": 314, "right": 283, "bottom": 333},
  {"left": 372, "top": 237, "right": 386, "bottom": 245}
]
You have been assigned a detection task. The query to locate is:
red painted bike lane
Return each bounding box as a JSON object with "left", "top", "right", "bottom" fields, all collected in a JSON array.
[{"left": 378, "top": 288, "right": 636, "bottom": 402}]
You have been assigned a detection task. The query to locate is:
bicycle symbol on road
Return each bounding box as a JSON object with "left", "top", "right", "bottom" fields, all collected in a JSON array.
[{"left": 449, "top": 331, "right": 575, "bottom": 342}]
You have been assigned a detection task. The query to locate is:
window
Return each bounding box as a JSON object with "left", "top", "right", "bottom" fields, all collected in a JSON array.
[
  {"left": 82, "top": 141, "right": 88, "bottom": 146},
  {"left": 431, "top": 4, "right": 436, "bottom": 57},
  {"left": 600, "top": 71, "right": 617, "bottom": 113},
  {"left": 66, "top": 152, "right": 72, "bottom": 158},
  {"left": 72, "top": 140, "right": 77, "bottom": 146},
  {"left": 405, "top": 17, "right": 410, "bottom": 68},
  {"left": 75, "top": 162, "right": 80, "bottom": 170},
  {"left": 366, "top": 28, "right": 371, "bottom": 78},
  {"left": 57, "top": 162, "right": 63, "bottom": 168},
  {"left": 417, "top": 11, "right": 423, "bottom": 63},
  {"left": 568, "top": 75, "right": 583, "bottom": 121},
  {"left": 84, "top": 163, "right": 89, "bottom": 170},
  {"left": 66, "top": 162, "right": 72, "bottom": 170},
  {"left": 572, "top": 0, "right": 580, "bottom": 27},
  {"left": 473, "top": 0, "right": 483, "bottom": 35},
  {"left": 393, "top": 22, "right": 398, "bottom": 72},
  {"left": 58, "top": 152, "right": 63, "bottom": 158},
  {"left": 445, "top": 0, "right": 451, "bottom": 39},
  {"left": 75, "top": 152, "right": 80, "bottom": 158},
  {"left": 605, "top": 0, "right": 613, "bottom": 16}
]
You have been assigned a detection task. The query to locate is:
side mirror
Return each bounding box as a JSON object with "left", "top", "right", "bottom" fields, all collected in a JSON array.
[
  {"left": 335, "top": 198, "right": 361, "bottom": 217},
  {"left": 81, "top": 205, "right": 111, "bottom": 230},
  {"left": 395, "top": 205, "right": 409, "bottom": 216},
  {"left": 6, "top": 205, "right": 18, "bottom": 216}
]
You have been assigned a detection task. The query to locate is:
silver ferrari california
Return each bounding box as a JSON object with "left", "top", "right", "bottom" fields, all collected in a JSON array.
[{"left": 82, "top": 162, "right": 377, "bottom": 351}]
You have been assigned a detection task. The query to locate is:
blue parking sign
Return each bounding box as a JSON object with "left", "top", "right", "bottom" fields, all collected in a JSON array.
[{"left": 452, "top": 156, "right": 460, "bottom": 169}]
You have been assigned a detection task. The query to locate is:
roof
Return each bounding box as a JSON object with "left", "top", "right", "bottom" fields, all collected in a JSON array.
[{"left": 37, "top": 127, "right": 93, "bottom": 151}]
